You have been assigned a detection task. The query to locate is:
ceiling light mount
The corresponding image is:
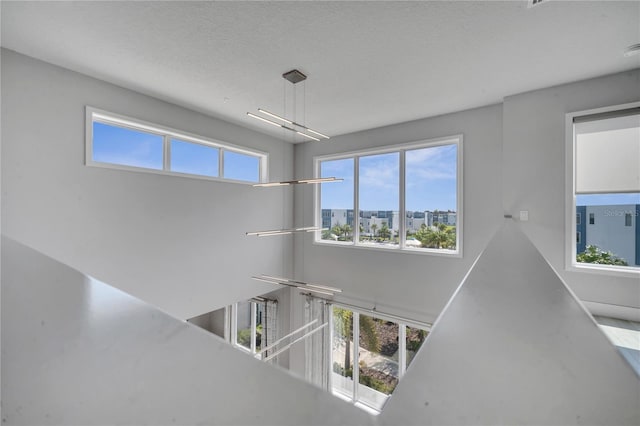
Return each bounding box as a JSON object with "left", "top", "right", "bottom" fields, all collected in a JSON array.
[{"left": 282, "top": 69, "right": 307, "bottom": 84}]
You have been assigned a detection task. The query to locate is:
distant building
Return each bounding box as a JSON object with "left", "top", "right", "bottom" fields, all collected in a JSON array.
[
  {"left": 321, "top": 209, "right": 354, "bottom": 230},
  {"left": 321, "top": 209, "right": 457, "bottom": 235},
  {"left": 577, "top": 204, "right": 640, "bottom": 266},
  {"left": 428, "top": 211, "right": 457, "bottom": 227}
]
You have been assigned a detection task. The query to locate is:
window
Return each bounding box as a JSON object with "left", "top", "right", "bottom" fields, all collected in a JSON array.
[
  {"left": 331, "top": 306, "right": 429, "bottom": 412},
  {"left": 86, "top": 107, "right": 267, "bottom": 183},
  {"left": 231, "top": 300, "right": 266, "bottom": 355},
  {"left": 316, "top": 136, "right": 462, "bottom": 255},
  {"left": 319, "top": 158, "right": 355, "bottom": 242},
  {"left": 567, "top": 103, "right": 640, "bottom": 272},
  {"left": 170, "top": 138, "right": 219, "bottom": 177}
]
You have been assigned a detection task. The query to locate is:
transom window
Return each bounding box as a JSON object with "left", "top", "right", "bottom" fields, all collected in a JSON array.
[
  {"left": 567, "top": 103, "right": 640, "bottom": 273},
  {"left": 86, "top": 107, "right": 267, "bottom": 183},
  {"left": 315, "top": 136, "right": 463, "bottom": 255}
]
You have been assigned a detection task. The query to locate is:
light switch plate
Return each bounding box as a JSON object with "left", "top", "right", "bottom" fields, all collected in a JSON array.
[{"left": 520, "top": 210, "right": 529, "bottom": 221}]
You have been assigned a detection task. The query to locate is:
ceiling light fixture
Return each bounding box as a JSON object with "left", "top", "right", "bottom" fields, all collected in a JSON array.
[
  {"left": 624, "top": 43, "right": 640, "bottom": 57},
  {"left": 246, "top": 226, "right": 324, "bottom": 237},
  {"left": 252, "top": 177, "right": 343, "bottom": 187},
  {"left": 257, "top": 108, "right": 330, "bottom": 140},
  {"left": 251, "top": 274, "right": 342, "bottom": 297},
  {"left": 247, "top": 69, "right": 330, "bottom": 142}
]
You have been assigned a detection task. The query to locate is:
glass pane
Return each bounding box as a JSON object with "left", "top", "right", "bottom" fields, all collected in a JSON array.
[
  {"left": 223, "top": 150, "right": 260, "bottom": 182},
  {"left": 92, "top": 121, "right": 163, "bottom": 170},
  {"left": 406, "top": 326, "right": 428, "bottom": 368},
  {"left": 332, "top": 307, "right": 354, "bottom": 397},
  {"left": 255, "top": 302, "right": 264, "bottom": 352},
  {"left": 358, "top": 315, "right": 399, "bottom": 410},
  {"left": 576, "top": 193, "right": 640, "bottom": 267},
  {"left": 236, "top": 301, "right": 252, "bottom": 350},
  {"left": 359, "top": 152, "right": 399, "bottom": 247},
  {"left": 170, "top": 139, "right": 219, "bottom": 177},
  {"left": 320, "top": 159, "right": 354, "bottom": 242},
  {"left": 405, "top": 144, "right": 457, "bottom": 251}
]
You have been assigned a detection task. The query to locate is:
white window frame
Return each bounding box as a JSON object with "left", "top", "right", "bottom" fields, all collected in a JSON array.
[
  {"left": 86, "top": 106, "right": 268, "bottom": 184},
  {"left": 314, "top": 135, "right": 463, "bottom": 257},
  {"left": 231, "top": 301, "right": 259, "bottom": 355},
  {"left": 329, "top": 304, "right": 430, "bottom": 413},
  {"left": 564, "top": 101, "right": 640, "bottom": 277}
]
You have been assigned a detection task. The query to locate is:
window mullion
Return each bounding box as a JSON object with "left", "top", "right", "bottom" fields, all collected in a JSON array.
[
  {"left": 250, "top": 302, "right": 257, "bottom": 354},
  {"left": 354, "top": 157, "right": 360, "bottom": 245},
  {"left": 231, "top": 303, "right": 238, "bottom": 347},
  {"left": 219, "top": 148, "right": 225, "bottom": 178},
  {"left": 328, "top": 305, "right": 334, "bottom": 392},
  {"left": 352, "top": 312, "right": 360, "bottom": 403},
  {"left": 399, "top": 324, "right": 407, "bottom": 378},
  {"left": 224, "top": 305, "right": 232, "bottom": 343},
  {"left": 163, "top": 135, "right": 171, "bottom": 171},
  {"left": 399, "top": 150, "right": 406, "bottom": 249}
]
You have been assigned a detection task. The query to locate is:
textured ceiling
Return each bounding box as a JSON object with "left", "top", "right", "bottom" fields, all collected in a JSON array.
[{"left": 2, "top": 1, "right": 639, "bottom": 142}]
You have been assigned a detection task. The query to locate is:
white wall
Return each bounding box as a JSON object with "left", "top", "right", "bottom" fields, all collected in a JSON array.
[
  {"left": 294, "top": 104, "right": 504, "bottom": 324},
  {"left": 380, "top": 222, "right": 640, "bottom": 425},
  {"left": 293, "top": 69, "right": 640, "bottom": 325},
  {"left": 2, "top": 236, "right": 373, "bottom": 425},
  {"left": 1, "top": 49, "right": 294, "bottom": 320},
  {"left": 503, "top": 69, "right": 640, "bottom": 312}
]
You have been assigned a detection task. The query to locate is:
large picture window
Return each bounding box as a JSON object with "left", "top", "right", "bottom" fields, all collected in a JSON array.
[
  {"left": 315, "top": 136, "right": 462, "bottom": 255},
  {"left": 86, "top": 107, "right": 267, "bottom": 183},
  {"left": 567, "top": 103, "right": 640, "bottom": 273}
]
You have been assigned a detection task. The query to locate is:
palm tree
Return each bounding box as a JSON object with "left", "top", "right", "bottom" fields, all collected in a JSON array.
[
  {"left": 331, "top": 222, "right": 343, "bottom": 240},
  {"left": 341, "top": 224, "right": 352, "bottom": 241},
  {"left": 333, "top": 308, "right": 379, "bottom": 377},
  {"left": 416, "top": 225, "right": 455, "bottom": 249},
  {"left": 370, "top": 223, "right": 378, "bottom": 241},
  {"left": 379, "top": 223, "right": 391, "bottom": 241}
]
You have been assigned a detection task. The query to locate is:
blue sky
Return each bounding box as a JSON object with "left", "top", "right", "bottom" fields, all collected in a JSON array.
[
  {"left": 321, "top": 144, "right": 458, "bottom": 212},
  {"left": 577, "top": 193, "right": 640, "bottom": 206},
  {"left": 93, "top": 122, "right": 259, "bottom": 182}
]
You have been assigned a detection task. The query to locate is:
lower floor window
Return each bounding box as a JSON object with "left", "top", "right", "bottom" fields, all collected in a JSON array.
[{"left": 331, "top": 306, "right": 429, "bottom": 412}]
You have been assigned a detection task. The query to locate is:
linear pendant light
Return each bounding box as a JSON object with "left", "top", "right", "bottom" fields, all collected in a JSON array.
[
  {"left": 247, "top": 69, "right": 330, "bottom": 142},
  {"left": 251, "top": 274, "right": 342, "bottom": 297},
  {"left": 252, "top": 176, "right": 343, "bottom": 187},
  {"left": 246, "top": 226, "right": 324, "bottom": 237},
  {"left": 257, "top": 108, "right": 330, "bottom": 139},
  {"left": 246, "top": 112, "right": 321, "bottom": 141}
]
